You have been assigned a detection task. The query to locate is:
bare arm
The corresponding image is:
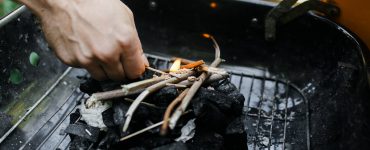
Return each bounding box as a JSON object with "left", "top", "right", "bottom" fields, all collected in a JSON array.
[{"left": 17, "top": 0, "right": 149, "bottom": 80}]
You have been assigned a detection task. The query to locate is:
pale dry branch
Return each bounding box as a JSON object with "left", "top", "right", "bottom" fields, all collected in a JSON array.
[
  {"left": 124, "top": 98, "right": 159, "bottom": 109},
  {"left": 146, "top": 66, "right": 167, "bottom": 75},
  {"left": 169, "top": 35, "right": 222, "bottom": 129},
  {"left": 123, "top": 70, "right": 195, "bottom": 132},
  {"left": 160, "top": 89, "right": 189, "bottom": 135},
  {"left": 120, "top": 110, "right": 192, "bottom": 142},
  {"left": 85, "top": 76, "right": 167, "bottom": 108}
]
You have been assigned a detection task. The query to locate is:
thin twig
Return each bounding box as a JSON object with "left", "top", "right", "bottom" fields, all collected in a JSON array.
[
  {"left": 85, "top": 76, "right": 166, "bottom": 108},
  {"left": 120, "top": 121, "right": 164, "bottom": 141},
  {"left": 120, "top": 110, "right": 193, "bottom": 142},
  {"left": 124, "top": 98, "right": 159, "bottom": 109},
  {"left": 180, "top": 60, "right": 205, "bottom": 69},
  {"left": 123, "top": 70, "right": 195, "bottom": 132},
  {"left": 160, "top": 89, "right": 189, "bottom": 135},
  {"left": 169, "top": 35, "right": 222, "bottom": 129},
  {"left": 146, "top": 66, "right": 167, "bottom": 75},
  {"left": 165, "top": 83, "right": 188, "bottom": 88},
  {"left": 177, "top": 72, "right": 229, "bottom": 87},
  {"left": 172, "top": 58, "right": 226, "bottom": 76}
]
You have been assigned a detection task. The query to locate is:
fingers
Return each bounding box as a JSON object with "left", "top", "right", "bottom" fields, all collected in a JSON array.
[
  {"left": 84, "top": 62, "right": 107, "bottom": 81},
  {"left": 100, "top": 57, "right": 126, "bottom": 81},
  {"left": 120, "top": 47, "right": 146, "bottom": 79},
  {"left": 142, "top": 53, "right": 149, "bottom": 67}
]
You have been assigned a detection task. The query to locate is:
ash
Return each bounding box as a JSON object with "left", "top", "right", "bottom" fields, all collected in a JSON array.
[{"left": 65, "top": 70, "right": 247, "bottom": 150}]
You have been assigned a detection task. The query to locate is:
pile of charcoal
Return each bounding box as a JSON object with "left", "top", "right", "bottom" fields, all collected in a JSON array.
[
  {"left": 65, "top": 69, "right": 248, "bottom": 150},
  {"left": 64, "top": 35, "right": 247, "bottom": 149}
]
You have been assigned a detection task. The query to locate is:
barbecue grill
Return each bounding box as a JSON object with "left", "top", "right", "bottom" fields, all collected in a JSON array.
[{"left": 1, "top": 0, "right": 370, "bottom": 149}]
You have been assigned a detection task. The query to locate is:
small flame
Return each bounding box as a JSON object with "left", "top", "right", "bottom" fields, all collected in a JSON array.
[
  {"left": 202, "top": 33, "right": 211, "bottom": 39},
  {"left": 210, "top": 2, "right": 218, "bottom": 9},
  {"left": 170, "top": 59, "right": 181, "bottom": 72}
]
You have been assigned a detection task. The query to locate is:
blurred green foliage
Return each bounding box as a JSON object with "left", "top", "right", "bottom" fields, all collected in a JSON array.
[{"left": 0, "top": 0, "right": 20, "bottom": 17}]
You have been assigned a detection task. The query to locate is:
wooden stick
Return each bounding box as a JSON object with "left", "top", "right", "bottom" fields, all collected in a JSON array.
[
  {"left": 124, "top": 98, "right": 159, "bottom": 109},
  {"left": 146, "top": 66, "right": 167, "bottom": 75},
  {"left": 180, "top": 60, "right": 205, "bottom": 69},
  {"left": 169, "top": 35, "right": 222, "bottom": 129},
  {"left": 177, "top": 72, "right": 229, "bottom": 87},
  {"left": 160, "top": 89, "right": 189, "bottom": 135},
  {"left": 119, "top": 110, "right": 193, "bottom": 142},
  {"left": 171, "top": 57, "right": 195, "bottom": 65},
  {"left": 200, "top": 67, "right": 228, "bottom": 76},
  {"left": 123, "top": 70, "right": 194, "bottom": 132},
  {"left": 120, "top": 121, "right": 164, "bottom": 141},
  {"left": 120, "top": 110, "right": 192, "bottom": 141},
  {"left": 171, "top": 57, "right": 211, "bottom": 75},
  {"left": 85, "top": 76, "right": 167, "bottom": 108},
  {"left": 165, "top": 83, "right": 188, "bottom": 88}
]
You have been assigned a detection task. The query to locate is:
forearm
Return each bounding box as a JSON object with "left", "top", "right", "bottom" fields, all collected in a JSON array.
[
  {"left": 16, "top": 0, "right": 66, "bottom": 17},
  {"left": 14, "top": 0, "right": 148, "bottom": 81}
]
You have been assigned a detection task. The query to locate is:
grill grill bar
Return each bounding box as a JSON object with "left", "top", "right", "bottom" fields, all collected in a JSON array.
[
  {"left": 268, "top": 81, "right": 278, "bottom": 150},
  {"left": 253, "top": 72, "right": 266, "bottom": 150},
  {"left": 282, "top": 82, "right": 290, "bottom": 150}
]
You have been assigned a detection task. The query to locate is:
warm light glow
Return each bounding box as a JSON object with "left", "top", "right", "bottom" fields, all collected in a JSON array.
[
  {"left": 210, "top": 2, "right": 218, "bottom": 9},
  {"left": 202, "top": 33, "right": 211, "bottom": 39},
  {"left": 170, "top": 59, "right": 181, "bottom": 72}
]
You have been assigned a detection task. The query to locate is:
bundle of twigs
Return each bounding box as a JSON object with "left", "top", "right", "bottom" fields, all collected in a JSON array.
[{"left": 84, "top": 34, "right": 226, "bottom": 140}]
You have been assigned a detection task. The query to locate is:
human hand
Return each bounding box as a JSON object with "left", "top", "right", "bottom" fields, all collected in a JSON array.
[{"left": 19, "top": 0, "right": 149, "bottom": 81}]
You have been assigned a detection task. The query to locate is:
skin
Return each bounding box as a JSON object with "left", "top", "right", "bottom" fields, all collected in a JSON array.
[{"left": 17, "top": 0, "right": 149, "bottom": 81}]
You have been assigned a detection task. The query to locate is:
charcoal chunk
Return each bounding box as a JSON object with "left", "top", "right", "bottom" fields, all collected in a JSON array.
[
  {"left": 65, "top": 123, "right": 100, "bottom": 142},
  {"left": 102, "top": 108, "right": 115, "bottom": 127},
  {"left": 225, "top": 117, "right": 245, "bottom": 135},
  {"left": 69, "top": 136, "right": 93, "bottom": 150},
  {"left": 194, "top": 88, "right": 240, "bottom": 116},
  {"left": 227, "top": 92, "right": 245, "bottom": 116},
  {"left": 98, "top": 128, "right": 120, "bottom": 149},
  {"left": 153, "top": 142, "right": 188, "bottom": 150},
  {"left": 195, "top": 88, "right": 232, "bottom": 111},
  {"left": 212, "top": 79, "right": 238, "bottom": 95},
  {"left": 113, "top": 101, "right": 155, "bottom": 136},
  {"left": 187, "top": 132, "right": 224, "bottom": 150},
  {"left": 151, "top": 86, "right": 179, "bottom": 107},
  {"left": 142, "top": 136, "right": 173, "bottom": 148},
  {"left": 73, "top": 76, "right": 247, "bottom": 149},
  {"left": 69, "top": 111, "right": 80, "bottom": 124},
  {"left": 128, "top": 147, "right": 146, "bottom": 150},
  {"left": 113, "top": 102, "right": 129, "bottom": 126},
  {"left": 79, "top": 78, "right": 102, "bottom": 95},
  {"left": 193, "top": 97, "right": 228, "bottom": 131},
  {"left": 211, "top": 79, "right": 245, "bottom": 115},
  {"left": 224, "top": 117, "right": 248, "bottom": 150}
]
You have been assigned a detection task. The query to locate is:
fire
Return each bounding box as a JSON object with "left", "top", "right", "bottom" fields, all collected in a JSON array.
[
  {"left": 202, "top": 33, "right": 211, "bottom": 39},
  {"left": 170, "top": 59, "right": 181, "bottom": 72},
  {"left": 210, "top": 2, "right": 218, "bottom": 9}
]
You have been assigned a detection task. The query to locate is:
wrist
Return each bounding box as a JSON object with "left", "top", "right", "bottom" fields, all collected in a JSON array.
[{"left": 17, "top": 0, "right": 68, "bottom": 17}]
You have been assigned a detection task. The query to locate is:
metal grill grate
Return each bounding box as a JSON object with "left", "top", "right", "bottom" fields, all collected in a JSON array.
[
  {"left": 147, "top": 54, "right": 310, "bottom": 150},
  {"left": 15, "top": 54, "right": 309, "bottom": 150}
]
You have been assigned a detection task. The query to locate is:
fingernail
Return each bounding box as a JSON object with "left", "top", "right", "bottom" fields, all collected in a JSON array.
[{"left": 142, "top": 53, "right": 149, "bottom": 67}]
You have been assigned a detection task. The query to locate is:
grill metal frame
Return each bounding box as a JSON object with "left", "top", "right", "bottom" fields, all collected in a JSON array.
[{"left": 6, "top": 54, "right": 310, "bottom": 150}]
